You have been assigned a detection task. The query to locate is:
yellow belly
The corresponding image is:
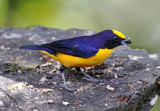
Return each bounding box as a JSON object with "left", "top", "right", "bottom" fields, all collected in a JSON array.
[{"left": 38, "top": 48, "right": 114, "bottom": 67}]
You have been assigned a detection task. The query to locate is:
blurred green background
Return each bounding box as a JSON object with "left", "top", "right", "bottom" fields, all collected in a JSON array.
[
  {"left": 1, "top": 0, "right": 160, "bottom": 53},
  {"left": 0, "top": 0, "right": 159, "bottom": 110}
]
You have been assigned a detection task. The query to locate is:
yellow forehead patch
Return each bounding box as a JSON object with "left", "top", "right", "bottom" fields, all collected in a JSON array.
[{"left": 112, "top": 30, "right": 126, "bottom": 39}]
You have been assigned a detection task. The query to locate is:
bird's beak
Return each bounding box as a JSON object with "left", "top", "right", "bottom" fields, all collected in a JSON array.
[{"left": 121, "top": 38, "right": 131, "bottom": 45}]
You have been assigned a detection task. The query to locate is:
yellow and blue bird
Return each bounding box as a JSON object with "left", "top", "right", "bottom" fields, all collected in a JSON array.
[{"left": 20, "top": 30, "right": 131, "bottom": 91}]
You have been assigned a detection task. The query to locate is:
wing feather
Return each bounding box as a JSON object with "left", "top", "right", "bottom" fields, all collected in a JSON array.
[{"left": 41, "top": 37, "right": 99, "bottom": 58}]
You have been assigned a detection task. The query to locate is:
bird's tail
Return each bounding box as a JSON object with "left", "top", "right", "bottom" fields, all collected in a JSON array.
[
  {"left": 20, "top": 45, "right": 55, "bottom": 54},
  {"left": 20, "top": 45, "right": 43, "bottom": 50}
]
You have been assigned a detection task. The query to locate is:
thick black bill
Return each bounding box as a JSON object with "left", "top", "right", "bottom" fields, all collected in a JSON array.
[{"left": 121, "top": 38, "right": 131, "bottom": 45}]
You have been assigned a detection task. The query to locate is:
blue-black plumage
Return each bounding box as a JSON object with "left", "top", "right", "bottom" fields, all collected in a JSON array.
[
  {"left": 20, "top": 45, "right": 55, "bottom": 54},
  {"left": 20, "top": 30, "right": 131, "bottom": 58}
]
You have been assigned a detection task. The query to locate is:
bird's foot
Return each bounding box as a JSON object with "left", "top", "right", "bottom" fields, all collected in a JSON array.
[
  {"left": 63, "top": 84, "right": 75, "bottom": 92},
  {"left": 61, "top": 70, "right": 76, "bottom": 92},
  {"left": 79, "top": 68, "right": 103, "bottom": 83},
  {"left": 83, "top": 73, "right": 103, "bottom": 83}
]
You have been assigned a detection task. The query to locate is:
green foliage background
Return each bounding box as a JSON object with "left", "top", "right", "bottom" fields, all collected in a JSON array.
[
  {"left": 1, "top": 0, "right": 160, "bottom": 53},
  {"left": 0, "top": 0, "right": 160, "bottom": 110}
]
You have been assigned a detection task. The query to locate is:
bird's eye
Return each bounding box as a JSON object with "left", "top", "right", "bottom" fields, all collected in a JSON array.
[{"left": 114, "top": 36, "right": 119, "bottom": 41}]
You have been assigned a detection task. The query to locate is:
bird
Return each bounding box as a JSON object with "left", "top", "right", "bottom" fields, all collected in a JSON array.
[{"left": 20, "top": 30, "right": 131, "bottom": 91}]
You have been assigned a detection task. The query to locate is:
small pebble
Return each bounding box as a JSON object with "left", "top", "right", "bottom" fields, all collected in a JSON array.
[
  {"left": 27, "top": 85, "right": 34, "bottom": 89},
  {"left": 17, "top": 70, "right": 22, "bottom": 73},
  {"left": 104, "top": 103, "right": 108, "bottom": 106},
  {"left": 33, "top": 109, "right": 39, "bottom": 111},
  {"left": 63, "top": 101, "right": 69, "bottom": 106},
  {"left": 113, "top": 73, "right": 118, "bottom": 79},
  {"left": 42, "top": 89, "right": 53, "bottom": 93},
  {"left": 99, "top": 83, "right": 104, "bottom": 86},
  {"left": 106, "top": 85, "right": 115, "bottom": 91},
  {"left": 153, "top": 70, "right": 158, "bottom": 76},
  {"left": 40, "top": 62, "right": 52, "bottom": 67},
  {"left": 48, "top": 100, "right": 54, "bottom": 104},
  {"left": 0, "top": 101, "right": 4, "bottom": 107},
  {"left": 156, "top": 66, "right": 160, "bottom": 69}
]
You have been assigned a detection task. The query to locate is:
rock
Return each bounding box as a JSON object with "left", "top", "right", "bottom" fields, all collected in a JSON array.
[{"left": 0, "top": 26, "right": 159, "bottom": 111}]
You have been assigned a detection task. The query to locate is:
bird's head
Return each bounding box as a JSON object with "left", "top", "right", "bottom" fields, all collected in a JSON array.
[{"left": 101, "top": 30, "right": 131, "bottom": 49}]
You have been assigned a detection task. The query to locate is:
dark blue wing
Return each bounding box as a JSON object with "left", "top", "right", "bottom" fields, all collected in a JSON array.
[{"left": 41, "top": 36, "right": 99, "bottom": 58}]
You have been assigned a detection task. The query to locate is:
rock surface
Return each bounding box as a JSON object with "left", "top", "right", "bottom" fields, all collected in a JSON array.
[{"left": 0, "top": 26, "right": 159, "bottom": 111}]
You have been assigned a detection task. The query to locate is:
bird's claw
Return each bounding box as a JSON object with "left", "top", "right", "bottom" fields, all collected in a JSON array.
[
  {"left": 84, "top": 76, "right": 103, "bottom": 83},
  {"left": 63, "top": 84, "right": 76, "bottom": 92}
]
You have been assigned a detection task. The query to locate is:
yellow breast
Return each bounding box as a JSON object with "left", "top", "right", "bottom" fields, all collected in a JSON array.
[{"left": 38, "top": 48, "right": 114, "bottom": 67}]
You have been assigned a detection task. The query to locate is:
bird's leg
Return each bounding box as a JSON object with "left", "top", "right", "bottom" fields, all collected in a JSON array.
[
  {"left": 76, "top": 68, "right": 103, "bottom": 83},
  {"left": 60, "top": 66, "right": 75, "bottom": 91}
]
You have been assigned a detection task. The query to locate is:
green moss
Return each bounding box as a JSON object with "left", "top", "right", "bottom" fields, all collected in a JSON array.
[
  {"left": 16, "top": 62, "right": 25, "bottom": 67},
  {"left": 24, "top": 65, "right": 35, "bottom": 70},
  {"left": 6, "top": 63, "right": 35, "bottom": 72},
  {"left": 8, "top": 66, "right": 14, "bottom": 71}
]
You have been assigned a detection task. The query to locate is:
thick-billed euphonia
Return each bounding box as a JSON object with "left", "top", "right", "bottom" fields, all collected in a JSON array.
[{"left": 20, "top": 30, "right": 131, "bottom": 91}]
